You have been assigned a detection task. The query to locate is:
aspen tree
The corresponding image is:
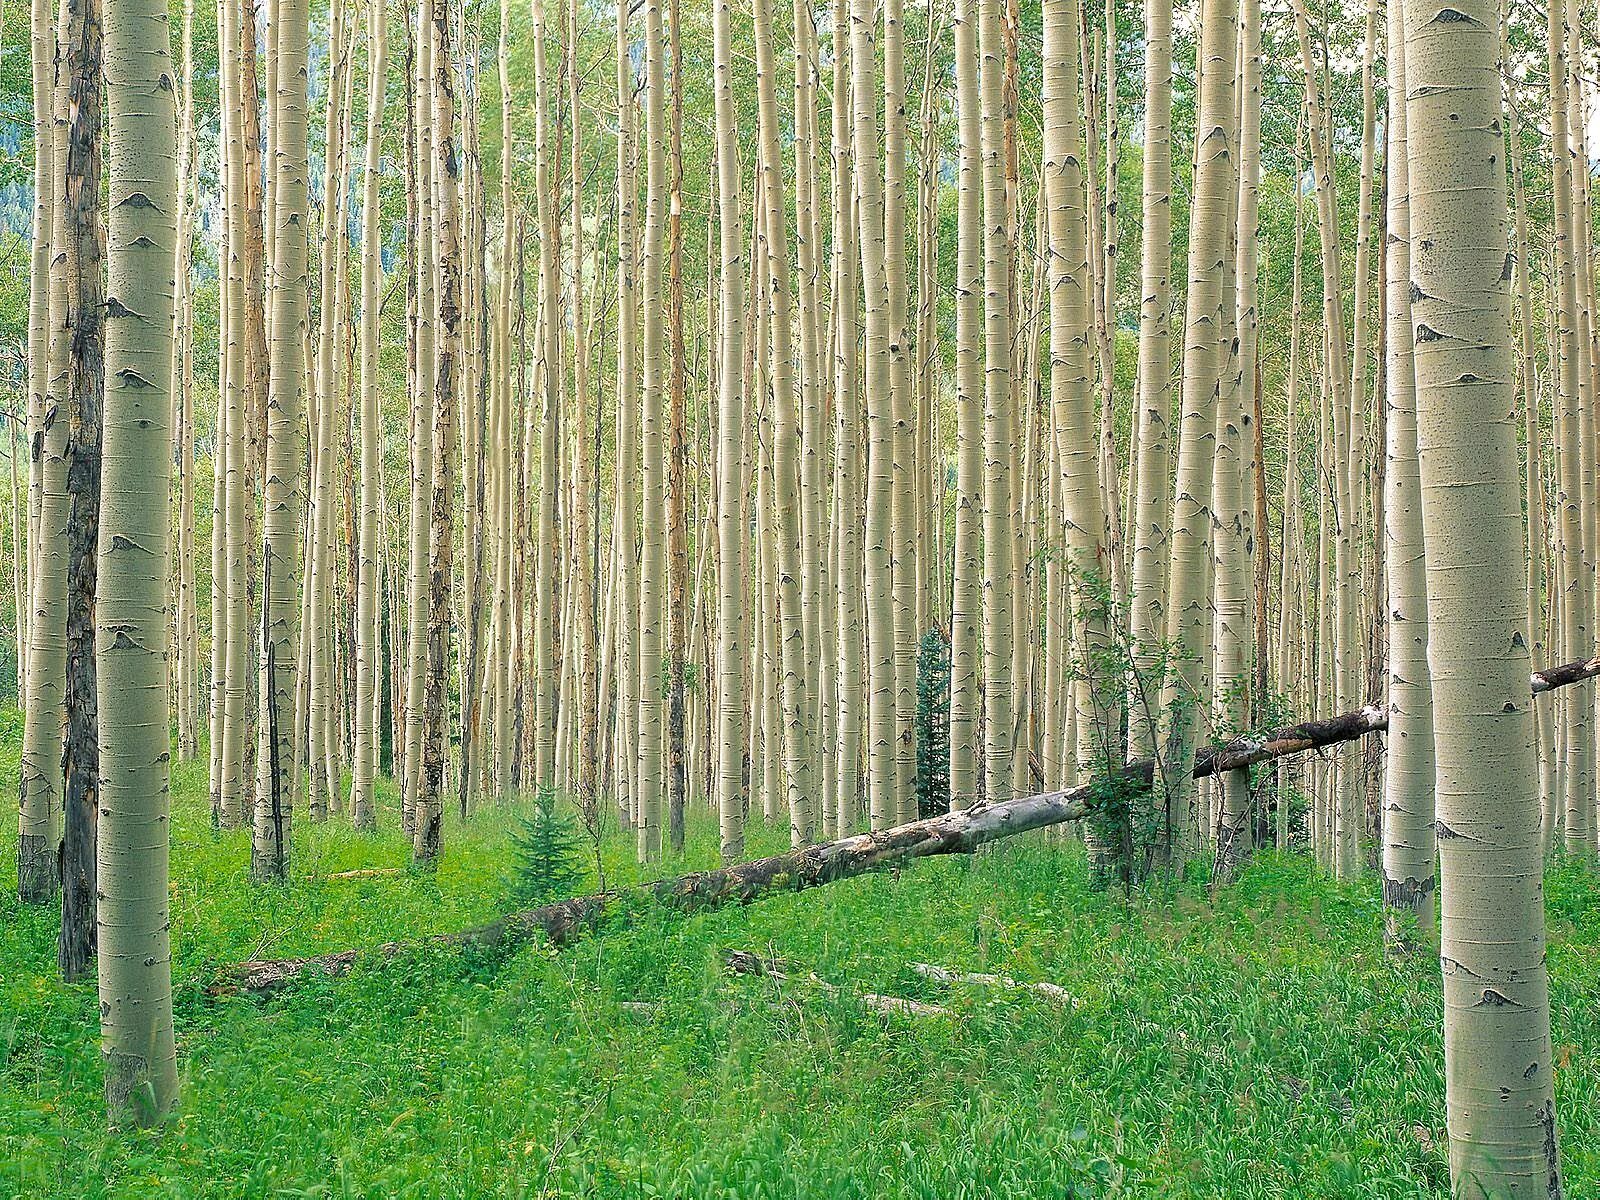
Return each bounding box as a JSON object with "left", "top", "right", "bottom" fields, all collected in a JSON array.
[
  {"left": 753, "top": 206, "right": 780, "bottom": 827},
  {"left": 1043, "top": 0, "right": 1118, "bottom": 870},
  {"left": 417, "top": 0, "right": 460, "bottom": 864},
  {"left": 1546, "top": 0, "right": 1589, "bottom": 858},
  {"left": 1081, "top": 6, "right": 1121, "bottom": 612},
  {"left": 570, "top": 0, "right": 598, "bottom": 819},
  {"left": 792, "top": 0, "right": 824, "bottom": 820},
  {"left": 58, "top": 0, "right": 104, "bottom": 981},
  {"left": 18, "top": 0, "right": 70, "bottom": 903},
  {"left": 1563, "top": 2, "right": 1597, "bottom": 860},
  {"left": 665, "top": 0, "right": 688, "bottom": 850},
  {"left": 351, "top": 0, "right": 386, "bottom": 831},
  {"left": 1403, "top": 0, "right": 1563, "bottom": 1184},
  {"left": 237, "top": 0, "right": 270, "bottom": 812},
  {"left": 913, "top": 13, "right": 942, "bottom": 643},
  {"left": 491, "top": 0, "right": 515, "bottom": 797},
  {"left": 1335, "top": 0, "right": 1379, "bottom": 879},
  {"left": 98, "top": 0, "right": 180, "bottom": 1119},
  {"left": 1291, "top": 0, "right": 1357, "bottom": 877},
  {"left": 948, "top": 0, "right": 981, "bottom": 810},
  {"left": 1378, "top": 4, "right": 1434, "bottom": 947},
  {"left": 8, "top": 418, "right": 25, "bottom": 704},
  {"left": 531, "top": 0, "right": 560, "bottom": 792},
  {"left": 1126, "top": 0, "right": 1173, "bottom": 760},
  {"left": 850, "top": 0, "right": 898, "bottom": 828},
  {"left": 208, "top": 169, "right": 229, "bottom": 826},
  {"left": 635, "top": 0, "right": 668, "bottom": 860},
  {"left": 218, "top": 0, "right": 255, "bottom": 833},
  {"left": 752, "top": 0, "right": 815, "bottom": 846},
  {"left": 977, "top": 0, "right": 1014, "bottom": 804},
  {"left": 21, "top": 0, "right": 52, "bottom": 717},
  {"left": 882, "top": 0, "right": 917, "bottom": 826},
  {"left": 458, "top": 46, "right": 487, "bottom": 815},
  {"left": 830, "top": 0, "right": 862, "bottom": 835},
  {"left": 711, "top": 0, "right": 746, "bottom": 861},
  {"left": 1568, "top": 0, "right": 1593, "bottom": 857},
  {"left": 1505, "top": 38, "right": 1548, "bottom": 850},
  {"left": 254, "top": 0, "right": 312, "bottom": 881},
  {"left": 173, "top": 0, "right": 198, "bottom": 761},
  {"left": 1210, "top": 0, "right": 1261, "bottom": 875},
  {"left": 308, "top": 0, "right": 350, "bottom": 822},
  {"left": 402, "top": 0, "right": 436, "bottom": 822},
  {"left": 613, "top": 0, "right": 640, "bottom": 833},
  {"left": 1156, "top": 0, "right": 1236, "bottom": 859}
]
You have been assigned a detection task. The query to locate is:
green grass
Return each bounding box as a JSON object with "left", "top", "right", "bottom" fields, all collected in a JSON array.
[{"left": 2, "top": 711, "right": 1598, "bottom": 1198}]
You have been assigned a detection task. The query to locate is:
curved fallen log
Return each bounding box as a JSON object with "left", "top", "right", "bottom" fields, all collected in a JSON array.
[{"left": 210, "top": 653, "right": 1600, "bottom": 995}]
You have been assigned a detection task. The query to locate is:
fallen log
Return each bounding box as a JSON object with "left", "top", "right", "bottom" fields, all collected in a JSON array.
[
  {"left": 907, "top": 962, "right": 1076, "bottom": 1005},
  {"left": 724, "top": 949, "right": 951, "bottom": 1018},
  {"left": 210, "top": 653, "right": 1600, "bottom": 995}
]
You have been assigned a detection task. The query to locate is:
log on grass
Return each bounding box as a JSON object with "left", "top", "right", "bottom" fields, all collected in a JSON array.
[
  {"left": 907, "top": 961, "right": 1076, "bottom": 1005},
  {"left": 211, "top": 653, "right": 1600, "bottom": 995},
  {"left": 724, "top": 949, "right": 951, "bottom": 1018}
]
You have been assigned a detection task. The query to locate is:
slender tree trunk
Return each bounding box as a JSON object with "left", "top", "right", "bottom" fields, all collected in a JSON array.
[
  {"left": 1548, "top": 0, "right": 1590, "bottom": 860},
  {"left": 948, "top": 0, "right": 981, "bottom": 811},
  {"left": 21, "top": 0, "right": 54, "bottom": 714},
  {"left": 849, "top": 0, "right": 897, "bottom": 829},
  {"left": 172, "top": 0, "right": 197, "bottom": 762},
  {"left": 350, "top": 0, "right": 386, "bottom": 831},
  {"left": 58, "top": 0, "right": 103, "bottom": 981},
  {"left": 752, "top": 0, "right": 815, "bottom": 846},
  {"left": 830, "top": 0, "right": 861, "bottom": 835},
  {"left": 977, "top": 0, "right": 1013, "bottom": 805},
  {"left": 401, "top": 0, "right": 435, "bottom": 827},
  {"left": 882, "top": 0, "right": 916, "bottom": 827},
  {"left": 613, "top": 2, "right": 639, "bottom": 833},
  {"left": 1403, "top": 0, "right": 1563, "bottom": 1186},
  {"left": 1378, "top": 5, "right": 1434, "bottom": 950},
  {"left": 1126, "top": 0, "right": 1173, "bottom": 763},
  {"left": 416, "top": 0, "right": 459, "bottom": 864},
  {"left": 308, "top": 0, "right": 349, "bottom": 823},
  {"left": 253, "top": 0, "right": 311, "bottom": 881},
  {"left": 1156, "top": 0, "right": 1237, "bottom": 862},
  {"left": 711, "top": 0, "right": 746, "bottom": 862},
  {"left": 665, "top": 0, "right": 688, "bottom": 852},
  {"left": 18, "top": 0, "right": 69, "bottom": 904},
  {"left": 98, "top": 0, "right": 180, "bottom": 1120},
  {"left": 531, "top": 0, "right": 560, "bottom": 794},
  {"left": 635, "top": 0, "right": 668, "bottom": 860},
  {"left": 1209, "top": 0, "right": 1260, "bottom": 877},
  {"left": 1043, "top": 0, "right": 1118, "bottom": 871},
  {"left": 1505, "top": 35, "right": 1551, "bottom": 854},
  {"left": 569, "top": 0, "right": 598, "bottom": 824}
]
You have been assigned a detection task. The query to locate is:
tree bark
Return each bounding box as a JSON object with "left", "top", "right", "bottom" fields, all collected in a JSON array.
[
  {"left": 59, "top": 0, "right": 103, "bottom": 982},
  {"left": 711, "top": 0, "right": 746, "bottom": 862},
  {"left": 1404, "top": 0, "right": 1563, "bottom": 1185},
  {"left": 99, "top": 0, "right": 180, "bottom": 1121},
  {"left": 350, "top": 0, "right": 386, "bottom": 831},
  {"left": 253, "top": 0, "right": 312, "bottom": 881},
  {"left": 947, "top": 0, "right": 981, "bottom": 811},
  {"left": 1378, "top": 2, "right": 1434, "bottom": 950}
]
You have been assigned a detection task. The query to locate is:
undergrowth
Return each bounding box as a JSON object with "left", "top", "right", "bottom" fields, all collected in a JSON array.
[{"left": 1, "top": 710, "right": 1596, "bottom": 1197}]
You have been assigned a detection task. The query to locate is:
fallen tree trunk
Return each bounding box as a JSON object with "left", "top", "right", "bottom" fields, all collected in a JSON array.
[
  {"left": 908, "top": 961, "right": 1075, "bottom": 1005},
  {"left": 724, "top": 950, "right": 951, "bottom": 1018},
  {"left": 211, "top": 653, "right": 1600, "bottom": 995}
]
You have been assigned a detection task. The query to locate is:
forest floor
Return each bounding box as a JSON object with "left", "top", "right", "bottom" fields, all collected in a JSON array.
[{"left": 3, "top": 711, "right": 1599, "bottom": 1198}]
